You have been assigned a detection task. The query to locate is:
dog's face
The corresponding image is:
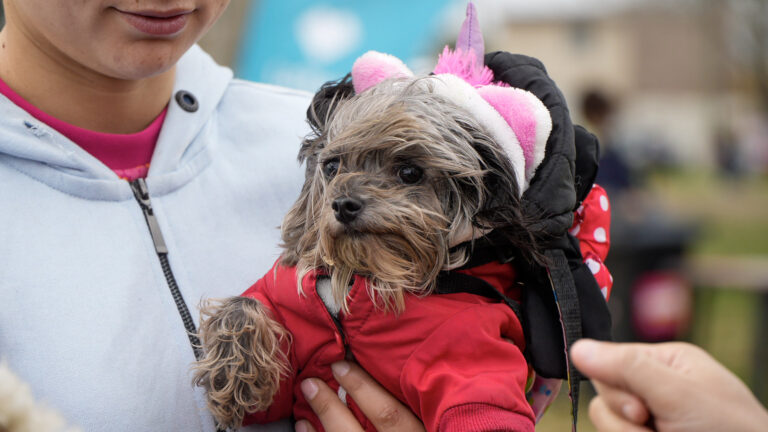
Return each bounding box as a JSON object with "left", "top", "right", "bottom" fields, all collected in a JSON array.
[{"left": 281, "top": 78, "right": 529, "bottom": 311}]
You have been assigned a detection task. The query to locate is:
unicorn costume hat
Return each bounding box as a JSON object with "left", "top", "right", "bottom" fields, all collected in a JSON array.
[{"left": 351, "top": 2, "right": 551, "bottom": 194}]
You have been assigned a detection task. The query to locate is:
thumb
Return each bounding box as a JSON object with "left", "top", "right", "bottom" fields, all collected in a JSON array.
[{"left": 571, "top": 339, "right": 679, "bottom": 403}]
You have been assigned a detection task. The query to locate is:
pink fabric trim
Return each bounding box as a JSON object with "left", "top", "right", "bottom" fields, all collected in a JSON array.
[
  {"left": 351, "top": 51, "right": 413, "bottom": 93},
  {"left": 477, "top": 86, "right": 538, "bottom": 172},
  {"left": 0, "top": 76, "right": 166, "bottom": 180}
]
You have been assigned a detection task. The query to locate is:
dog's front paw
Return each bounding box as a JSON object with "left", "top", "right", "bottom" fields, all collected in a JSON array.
[{"left": 192, "top": 297, "right": 290, "bottom": 429}]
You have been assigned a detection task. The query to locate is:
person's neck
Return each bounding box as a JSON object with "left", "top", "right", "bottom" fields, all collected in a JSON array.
[{"left": 0, "top": 26, "right": 174, "bottom": 134}]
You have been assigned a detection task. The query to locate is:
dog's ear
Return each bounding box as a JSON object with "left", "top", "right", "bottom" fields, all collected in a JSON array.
[
  {"left": 298, "top": 74, "right": 356, "bottom": 184},
  {"left": 304, "top": 73, "right": 355, "bottom": 147},
  {"left": 471, "top": 137, "right": 522, "bottom": 224},
  {"left": 470, "top": 135, "right": 545, "bottom": 265}
]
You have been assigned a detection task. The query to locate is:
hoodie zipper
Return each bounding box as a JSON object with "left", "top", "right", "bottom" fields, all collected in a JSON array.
[{"left": 130, "top": 178, "right": 203, "bottom": 360}]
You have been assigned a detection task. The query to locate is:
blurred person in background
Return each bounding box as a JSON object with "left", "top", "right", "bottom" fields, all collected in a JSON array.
[{"left": 582, "top": 89, "right": 633, "bottom": 196}]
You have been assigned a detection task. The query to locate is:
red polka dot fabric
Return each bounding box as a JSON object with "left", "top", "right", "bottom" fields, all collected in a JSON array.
[{"left": 570, "top": 184, "right": 613, "bottom": 300}]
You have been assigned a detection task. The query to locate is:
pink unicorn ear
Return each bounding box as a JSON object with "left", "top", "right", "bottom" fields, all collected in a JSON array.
[
  {"left": 477, "top": 86, "right": 552, "bottom": 184},
  {"left": 351, "top": 51, "right": 414, "bottom": 94}
]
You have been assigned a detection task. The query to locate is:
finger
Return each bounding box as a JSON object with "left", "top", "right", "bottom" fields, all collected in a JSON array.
[
  {"left": 588, "top": 396, "right": 654, "bottom": 432},
  {"left": 301, "top": 378, "right": 364, "bottom": 432},
  {"left": 332, "top": 361, "right": 426, "bottom": 432},
  {"left": 591, "top": 380, "right": 650, "bottom": 424},
  {"left": 572, "top": 339, "right": 678, "bottom": 401}
]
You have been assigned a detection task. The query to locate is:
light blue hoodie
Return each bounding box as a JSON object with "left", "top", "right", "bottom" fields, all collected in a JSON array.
[{"left": 0, "top": 46, "right": 310, "bottom": 431}]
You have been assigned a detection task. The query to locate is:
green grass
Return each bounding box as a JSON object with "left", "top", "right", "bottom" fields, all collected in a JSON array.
[
  {"left": 536, "top": 386, "right": 598, "bottom": 432},
  {"left": 647, "top": 169, "right": 768, "bottom": 256},
  {"left": 691, "top": 288, "right": 759, "bottom": 386},
  {"left": 695, "top": 220, "right": 768, "bottom": 255},
  {"left": 649, "top": 169, "right": 767, "bottom": 402}
]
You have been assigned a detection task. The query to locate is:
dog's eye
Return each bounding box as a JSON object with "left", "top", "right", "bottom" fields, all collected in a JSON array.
[
  {"left": 323, "top": 158, "right": 340, "bottom": 179},
  {"left": 397, "top": 165, "right": 423, "bottom": 184}
]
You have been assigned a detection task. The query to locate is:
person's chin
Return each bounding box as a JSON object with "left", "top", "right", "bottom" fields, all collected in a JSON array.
[{"left": 102, "top": 43, "right": 188, "bottom": 80}]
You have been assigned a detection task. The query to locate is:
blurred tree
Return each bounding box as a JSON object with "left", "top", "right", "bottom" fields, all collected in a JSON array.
[
  {"left": 725, "top": 0, "right": 768, "bottom": 113},
  {"left": 738, "top": 0, "right": 768, "bottom": 113},
  {"left": 748, "top": 0, "right": 768, "bottom": 113}
]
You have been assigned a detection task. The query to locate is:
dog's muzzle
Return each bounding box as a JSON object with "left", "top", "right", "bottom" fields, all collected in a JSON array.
[{"left": 332, "top": 196, "right": 364, "bottom": 224}]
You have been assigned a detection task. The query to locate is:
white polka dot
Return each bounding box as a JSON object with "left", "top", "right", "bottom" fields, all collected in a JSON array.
[
  {"left": 594, "top": 227, "right": 607, "bottom": 243},
  {"left": 599, "top": 195, "right": 609, "bottom": 211},
  {"left": 609, "top": 274, "right": 614, "bottom": 282},
  {"left": 586, "top": 258, "right": 601, "bottom": 274},
  {"left": 569, "top": 224, "right": 581, "bottom": 236},
  {"left": 601, "top": 287, "right": 608, "bottom": 298}
]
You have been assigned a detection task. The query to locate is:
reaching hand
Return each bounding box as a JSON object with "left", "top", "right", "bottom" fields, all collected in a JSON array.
[
  {"left": 571, "top": 339, "right": 768, "bottom": 432},
  {"left": 295, "top": 361, "right": 426, "bottom": 432}
]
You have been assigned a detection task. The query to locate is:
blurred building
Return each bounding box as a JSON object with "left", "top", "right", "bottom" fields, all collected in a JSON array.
[
  {"left": 481, "top": 0, "right": 767, "bottom": 170},
  {"left": 201, "top": 0, "right": 766, "bottom": 170}
]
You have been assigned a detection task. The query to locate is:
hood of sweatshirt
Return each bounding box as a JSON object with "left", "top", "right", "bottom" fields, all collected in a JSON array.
[{"left": 0, "top": 45, "right": 233, "bottom": 201}]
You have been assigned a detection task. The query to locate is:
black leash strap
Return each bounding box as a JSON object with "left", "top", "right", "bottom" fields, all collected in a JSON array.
[
  {"left": 436, "top": 271, "right": 522, "bottom": 321},
  {"left": 544, "top": 249, "right": 582, "bottom": 432}
]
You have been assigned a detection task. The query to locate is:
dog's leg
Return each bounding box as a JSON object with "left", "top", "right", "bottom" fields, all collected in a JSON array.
[{"left": 192, "top": 297, "right": 291, "bottom": 430}]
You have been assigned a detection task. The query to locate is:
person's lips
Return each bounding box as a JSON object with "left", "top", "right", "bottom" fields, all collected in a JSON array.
[{"left": 116, "top": 8, "right": 193, "bottom": 36}]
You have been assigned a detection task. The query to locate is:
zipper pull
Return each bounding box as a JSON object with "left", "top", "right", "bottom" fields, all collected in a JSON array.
[{"left": 130, "top": 178, "right": 169, "bottom": 254}]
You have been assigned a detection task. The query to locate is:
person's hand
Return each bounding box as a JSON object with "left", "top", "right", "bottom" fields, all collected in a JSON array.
[
  {"left": 571, "top": 339, "right": 768, "bottom": 432},
  {"left": 294, "top": 361, "right": 426, "bottom": 432}
]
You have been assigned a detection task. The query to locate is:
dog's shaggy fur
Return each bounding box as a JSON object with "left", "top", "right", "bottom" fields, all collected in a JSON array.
[
  {"left": 191, "top": 298, "right": 291, "bottom": 428},
  {"left": 193, "top": 76, "right": 541, "bottom": 429}
]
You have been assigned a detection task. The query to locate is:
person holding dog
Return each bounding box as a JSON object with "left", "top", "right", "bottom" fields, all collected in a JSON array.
[
  {"left": 0, "top": 1, "right": 307, "bottom": 430},
  {"left": 0, "top": 1, "right": 445, "bottom": 430}
]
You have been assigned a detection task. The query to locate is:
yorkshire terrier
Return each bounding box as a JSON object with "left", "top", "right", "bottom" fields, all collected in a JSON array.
[
  {"left": 192, "top": 6, "right": 559, "bottom": 431},
  {"left": 193, "top": 75, "right": 554, "bottom": 432}
]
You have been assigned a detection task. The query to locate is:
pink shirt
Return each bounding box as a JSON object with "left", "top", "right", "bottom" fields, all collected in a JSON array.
[{"left": 0, "top": 77, "right": 166, "bottom": 180}]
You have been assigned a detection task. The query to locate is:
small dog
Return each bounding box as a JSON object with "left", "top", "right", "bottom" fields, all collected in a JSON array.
[
  {"left": 192, "top": 51, "right": 554, "bottom": 431},
  {"left": 193, "top": 8, "right": 557, "bottom": 430}
]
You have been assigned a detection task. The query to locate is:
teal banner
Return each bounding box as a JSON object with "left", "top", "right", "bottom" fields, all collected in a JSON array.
[{"left": 237, "top": 0, "right": 456, "bottom": 91}]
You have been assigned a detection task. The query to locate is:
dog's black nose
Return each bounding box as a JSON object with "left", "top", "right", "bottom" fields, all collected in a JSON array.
[{"left": 332, "top": 197, "right": 364, "bottom": 224}]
